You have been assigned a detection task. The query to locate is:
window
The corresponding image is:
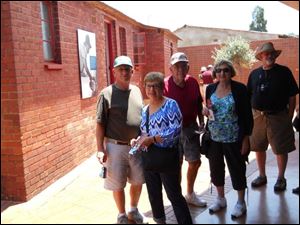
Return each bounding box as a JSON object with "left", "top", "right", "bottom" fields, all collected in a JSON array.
[
  {"left": 133, "top": 32, "right": 146, "bottom": 65},
  {"left": 170, "top": 42, "right": 173, "bottom": 57},
  {"left": 119, "top": 27, "right": 127, "bottom": 55},
  {"left": 40, "top": 1, "right": 60, "bottom": 62}
]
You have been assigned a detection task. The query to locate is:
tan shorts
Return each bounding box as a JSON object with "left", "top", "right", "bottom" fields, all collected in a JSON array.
[
  {"left": 104, "top": 142, "right": 144, "bottom": 191},
  {"left": 250, "top": 109, "right": 296, "bottom": 155}
]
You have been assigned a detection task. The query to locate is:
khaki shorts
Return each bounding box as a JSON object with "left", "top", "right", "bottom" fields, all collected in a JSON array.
[
  {"left": 250, "top": 109, "right": 296, "bottom": 155},
  {"left": 104, "top": 142, "right": 144, "bottom": 191},
  {"left": 179, "top": 122, "right": 201, "bottom": 162}
]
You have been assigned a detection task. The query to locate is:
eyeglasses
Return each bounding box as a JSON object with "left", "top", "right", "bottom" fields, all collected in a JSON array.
[
  {"left": 116, "top": 66, "right": 132, "bottom": 72},
  {"left": 216, "top": 68, "right": 230, "bottom": 73},
  {"left": 145, "top": 84, "right": 161, "bottom": 90},
  {"left": 173, "top": 62, "right": 189, "bottom": 69}
]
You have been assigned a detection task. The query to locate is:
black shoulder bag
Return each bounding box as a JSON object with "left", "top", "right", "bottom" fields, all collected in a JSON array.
[{"left": 199, "top": 121, "right": 211, "bottom": 157}]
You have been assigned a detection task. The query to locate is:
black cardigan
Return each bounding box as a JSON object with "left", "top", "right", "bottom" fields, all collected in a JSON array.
[{"left": 206, "top": 80, "right": 254, "bottom": 144}]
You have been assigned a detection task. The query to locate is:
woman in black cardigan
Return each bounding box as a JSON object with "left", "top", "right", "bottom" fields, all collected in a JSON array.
[{"left": 203, "top": 60, "right": 253, "bottom": 219}]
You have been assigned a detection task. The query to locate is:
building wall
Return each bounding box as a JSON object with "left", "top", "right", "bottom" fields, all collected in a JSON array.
[
  {"left": 1, "top": 1, "right": 177, "bottom": 201},
  {"left": 1, "top": 1, "right": 25, "bottom": 200},
  {"left": 137, "top": 29, "right": 178, "bottom": 98},
  {"left": 1, "top": 1, "right": 106, "bottom": 201},
  {"left": 163, "top": 35, "right": 178, "bottom": 76},
  {"left": 175, "top": 25, "right": 286, "bottom": 47},
  {"left": 179, "top": 38, "right": 299, "bottom": 102}
]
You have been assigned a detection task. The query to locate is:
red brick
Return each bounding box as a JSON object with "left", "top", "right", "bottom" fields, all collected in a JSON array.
[{"left": 1, "top": 1, "right": 176, "bottom": 201}]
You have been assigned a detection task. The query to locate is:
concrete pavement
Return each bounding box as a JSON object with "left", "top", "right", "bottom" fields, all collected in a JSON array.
[{"left": 1, "top": 133, "right": 299, "bottom": 224}]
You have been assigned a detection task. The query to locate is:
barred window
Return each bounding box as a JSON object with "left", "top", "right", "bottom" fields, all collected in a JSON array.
[
  {"left": 119, "top": 27, "right": 127, "bottom": 55},
  {"left": 40, "top": 1, "right": 61, "bottom": 62},
  {"left": 133, "top": 32, "right": 146, "bottom": 65}
]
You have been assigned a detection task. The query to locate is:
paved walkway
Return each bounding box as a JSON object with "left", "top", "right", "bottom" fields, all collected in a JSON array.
[{"left": 1, "top": 133, "right": 299, "bottom": 224}]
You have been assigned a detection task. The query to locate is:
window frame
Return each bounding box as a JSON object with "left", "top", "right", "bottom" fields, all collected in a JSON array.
[
  {"left": 40, "top": 1, "right": 56, "bottom": 62},
  {"left": 119, "top": 27, "right": 127, "bottom": 56},
  {"left": 132, "top": 32, "right": 146, "bottom": 65}
]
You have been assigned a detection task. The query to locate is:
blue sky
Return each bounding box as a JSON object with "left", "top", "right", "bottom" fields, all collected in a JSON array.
[{"left": 102, "top": 1, "right": 299, "bottom": 35}]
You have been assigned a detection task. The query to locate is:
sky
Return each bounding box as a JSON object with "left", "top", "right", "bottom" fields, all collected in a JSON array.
[{"left": 102, "top": 1, "right": 299, "bottom": 35}]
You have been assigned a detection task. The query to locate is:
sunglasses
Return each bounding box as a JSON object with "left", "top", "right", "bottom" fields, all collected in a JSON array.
[{"left": 216, "top": 68, "right": 230, "bottom": 73}]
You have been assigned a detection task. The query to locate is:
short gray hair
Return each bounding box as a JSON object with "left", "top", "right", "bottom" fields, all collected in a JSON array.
[{"left": 144, "top": 72, "right": 165, "bottom": 90}]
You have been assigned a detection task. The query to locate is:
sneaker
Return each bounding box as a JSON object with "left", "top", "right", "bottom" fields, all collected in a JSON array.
[
  {"left": 185, "top": 192, "right": 207, "bottom": 207},
  {"left": 274, "top": 177, "right": 287, "bottom": 192},
  {"left": 231, "top": 202, "right": 247, "bottom": 219},
  {"left": 128, "top": 208, "right": 148, "bottom": 224},
  {"left": 251, "top": 175, "right": 267, "bottom": 188},
  {"left": 292, "top": 187, "right": 299, "bottom": 194},
  {"left": 117, "top": 214, "right": 128, "bottom": 224},
  {"left": 209, "top": 197, "right": 227, "bottom": 214}
]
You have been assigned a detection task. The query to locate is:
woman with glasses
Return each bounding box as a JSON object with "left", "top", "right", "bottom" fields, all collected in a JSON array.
[
  {"left": 202, "top": 60, "right": 253, "bottom": 219},
  {"left": 131, "top": 72, "right": 192, "bottom": 224}
]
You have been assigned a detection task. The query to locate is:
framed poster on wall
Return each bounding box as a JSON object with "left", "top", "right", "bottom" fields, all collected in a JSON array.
[{"left": 77, "top": 29, "right": 97, "bottom": 99}]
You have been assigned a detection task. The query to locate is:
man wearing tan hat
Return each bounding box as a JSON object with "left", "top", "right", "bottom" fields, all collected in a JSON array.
[{"left": 247, "top": 42, "right": 299, "bottom": 192}]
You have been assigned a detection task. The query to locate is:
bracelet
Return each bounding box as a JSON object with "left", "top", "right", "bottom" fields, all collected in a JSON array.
[{"left": 153, "top": 136, "right": 157, "bottom": 143}]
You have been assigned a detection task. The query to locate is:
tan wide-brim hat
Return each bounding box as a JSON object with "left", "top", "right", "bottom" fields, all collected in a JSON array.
[{"left": 255, "top": 42, "right": 282, "bottom": 60}]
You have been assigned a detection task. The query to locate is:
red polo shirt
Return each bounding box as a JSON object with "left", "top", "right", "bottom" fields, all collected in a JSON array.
[{"left": 164, "top": 75, "right": 202, "bottom": 127}]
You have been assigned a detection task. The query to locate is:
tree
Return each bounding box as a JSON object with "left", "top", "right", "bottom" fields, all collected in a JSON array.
[
  {"left": 249, "top": 6, "right": 267, "bottom": 32},
  {"left": 212, "top": 36, "right": 257, "bottom": 74}
]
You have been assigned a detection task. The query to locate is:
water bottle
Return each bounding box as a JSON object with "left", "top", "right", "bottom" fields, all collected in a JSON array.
[{"left": 99, "top": 166, "right": 107, "bottom": 178}]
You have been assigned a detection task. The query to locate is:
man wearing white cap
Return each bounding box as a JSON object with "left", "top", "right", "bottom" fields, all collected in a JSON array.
[
  {"left": 247, "top": 42, "right": 298, "bottom": 192},
  {"left": 96, "top": 56, "right": 146, "bottom": 224},
  {"left": 164, "top": 52, "right": 207, "bottom": 207}
]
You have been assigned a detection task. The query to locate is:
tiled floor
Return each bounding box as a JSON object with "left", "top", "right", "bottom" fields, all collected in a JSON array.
[{"left": 1, "top": 133, "right": 299, "bottom": 224}]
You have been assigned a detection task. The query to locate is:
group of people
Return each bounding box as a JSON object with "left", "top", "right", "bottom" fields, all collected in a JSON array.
[{"left": 95, "top": 42, "right": 299, "bottom": 224}]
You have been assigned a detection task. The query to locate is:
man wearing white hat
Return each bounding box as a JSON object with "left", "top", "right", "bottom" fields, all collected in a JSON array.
[
  {"left": 247, "top": 42, "right": 298, "bottom": 192},
  {"left": 96, "top": 56, "right": 146, "bottom": 224},
  {"left": 164, "top": 52, "right": 207, "bottom": 207}
]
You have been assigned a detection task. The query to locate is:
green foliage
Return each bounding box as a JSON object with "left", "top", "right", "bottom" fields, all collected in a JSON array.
[
  {"left": 249, "top": 6, "right": 267, "bottom": 32},
  {"left": 212, "top": 36, "right": 257, "bottom": 69}
]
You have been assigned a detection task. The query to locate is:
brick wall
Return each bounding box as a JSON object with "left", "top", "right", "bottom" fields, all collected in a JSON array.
[
  {"left": 1, "top": 1, "right": 25, "bottom": 201},
  {"left": 163, "top": 35, "right": 178, "bottom": 76},
  {"left": 134, "top": 29, "right": 178, "bottom": 98},
  {"left": 0, "top": 1, "right": 109, "bottom": 201},
  {"left": 179, "top": 38, "right": 299, "bottom": 103},
  {"left": 1, "top": 1, "right": 177, "bottom": 201}
]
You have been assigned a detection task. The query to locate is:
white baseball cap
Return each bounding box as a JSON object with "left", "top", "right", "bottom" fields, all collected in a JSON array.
[
  {"left": 113, "top": 56, "right": 133, "bottom": 68},
  {"left": 170, "top": 52, "right": 189, "bottom": 65}
]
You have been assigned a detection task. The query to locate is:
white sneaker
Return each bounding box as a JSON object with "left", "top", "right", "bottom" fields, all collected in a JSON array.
[
  {"left": 185, "top": 192, "right": 207, "bottom": 207},
  {"left": 231, "top": 202, "right": 247, "bottom": 219},
  {"left": 128, "top": 208, "right": 148, "bottom": 224},
  {"left": 117, "top": 214, "right": 128, "bottom": 224},
  {"left": 209, "top": 197, "right": 227, "bottom": 214}
]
